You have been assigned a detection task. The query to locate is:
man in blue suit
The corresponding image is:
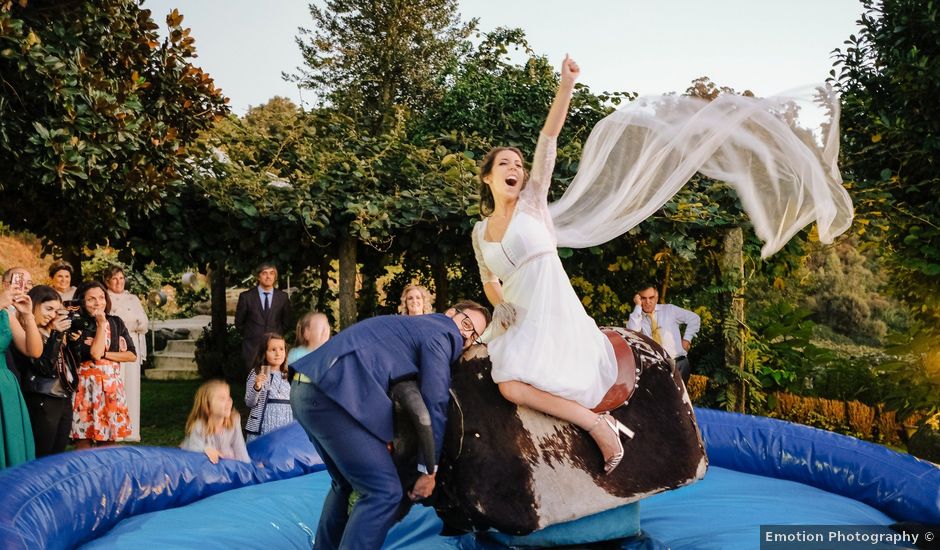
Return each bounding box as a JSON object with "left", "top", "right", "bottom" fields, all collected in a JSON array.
[{"left": 290, "top": 300, "right": 490, "bottom": 550}]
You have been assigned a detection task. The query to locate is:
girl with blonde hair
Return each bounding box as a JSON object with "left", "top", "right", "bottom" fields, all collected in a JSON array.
[{"left": 181, "top": 379, "right": 249, "bottom": 463}]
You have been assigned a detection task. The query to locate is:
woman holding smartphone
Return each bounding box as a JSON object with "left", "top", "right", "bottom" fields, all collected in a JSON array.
[
  {"left": 0, "top": 268, "right": 42, "bottom": 468},
  {"left": 13, "top": 285, "right": 78, "bottom": 457},
  {"left": 69, "top": 281, "right": 136, "bottom": 448}
]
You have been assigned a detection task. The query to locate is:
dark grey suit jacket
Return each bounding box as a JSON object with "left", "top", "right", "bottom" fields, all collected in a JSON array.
[{"left": 235, "top": 286, "right": 291, "bottom": 368}]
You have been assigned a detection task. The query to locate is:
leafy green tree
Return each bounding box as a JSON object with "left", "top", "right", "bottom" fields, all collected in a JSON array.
[
  {"left": 418, "top": 28, "right": 629, "bottom": 167},
  {"left": 289, "top": 0, "right": 476, "bottom": 327},
  {"left": 802, "top": 241, "right": 900, "bottom": 343},
  {"left": 291, "top": 0, "right": 474, "bottom": 132},
  {"left": 0, "top": 2, "right": 228, "bottom": 273},
  {"left": 126, "top": 97, "right": 331, "bottom": 366},
  {"left": 833, "top": 0, "right": 940, "bottom": 320}
]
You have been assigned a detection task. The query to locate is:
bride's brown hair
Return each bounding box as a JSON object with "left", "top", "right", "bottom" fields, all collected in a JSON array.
[{"left": 478, "top": 146, "right": 528, "bottom": 217}]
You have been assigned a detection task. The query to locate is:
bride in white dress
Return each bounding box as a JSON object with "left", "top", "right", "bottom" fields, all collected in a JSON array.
[
  {"left": 472, "top": 54, "right": 853, "bottom": 476},
  {"left": 472, "top": 55, "right": 630, "bottom": 474}
]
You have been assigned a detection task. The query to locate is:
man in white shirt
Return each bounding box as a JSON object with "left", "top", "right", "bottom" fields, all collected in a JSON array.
[{"left": 627, "top": 283, "right": 701, "bottom": 384}]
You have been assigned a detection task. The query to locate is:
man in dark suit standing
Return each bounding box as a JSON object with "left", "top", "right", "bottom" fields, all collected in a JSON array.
[
  {"left": 235, "top": 262, "right": 292, "bottom": 371},
  {"left": 290, "top": 300, "right": 490, "bottom": 550}
]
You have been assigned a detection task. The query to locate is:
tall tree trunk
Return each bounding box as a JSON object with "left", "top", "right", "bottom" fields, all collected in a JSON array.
[
  {"left": 209, "top": 261, "right": 227, "bottom": 355},
  {"left": 432, "top": 256, "right": 449, "bottom": 311},
  {"left": 660, "top": 251, "right": 672, "bottom": 303},
  {"left": 719, "top": 227, "right": 747, "bottom": 413},
  {"left": 317, "top": 255, "right": 331, "bottom": 313},
  {"left": 357, "top": 269, "right": 378, "bottom": 320},
  {"left": 338, "top": 233, "right": 358, "bottom": 329},
  {"left": 63, "top": 248, "right": 83, "bottom": 283}
]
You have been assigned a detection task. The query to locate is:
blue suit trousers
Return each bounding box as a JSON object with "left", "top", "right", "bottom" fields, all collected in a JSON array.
[{"left": 291, "top": 379, "right": 402, "bottom": 550}]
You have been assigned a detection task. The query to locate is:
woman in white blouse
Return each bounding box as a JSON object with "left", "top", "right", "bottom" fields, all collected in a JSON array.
[{"left": 103, "top": 265, "right": 149, "bottom": 442}]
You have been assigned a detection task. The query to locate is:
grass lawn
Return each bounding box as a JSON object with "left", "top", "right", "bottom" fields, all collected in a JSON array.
[{"left": 131, "top": 377, "right": 248, "bottom": 448}]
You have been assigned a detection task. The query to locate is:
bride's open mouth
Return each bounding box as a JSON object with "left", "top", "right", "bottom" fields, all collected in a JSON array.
[{"left": 506, "top": 176, "right": 519, "bottom": 187}]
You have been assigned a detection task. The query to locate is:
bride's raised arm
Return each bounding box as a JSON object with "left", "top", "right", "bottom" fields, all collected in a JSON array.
[{"left": 542, "top": 55, "right": 579, "bottom": 138}]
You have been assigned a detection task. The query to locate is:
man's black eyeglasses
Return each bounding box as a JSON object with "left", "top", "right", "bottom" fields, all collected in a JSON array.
[{"left": 453, "top": 307, "right": 481, "bottom": 344}]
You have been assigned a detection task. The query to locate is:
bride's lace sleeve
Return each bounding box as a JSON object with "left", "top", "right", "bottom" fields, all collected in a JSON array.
[
  {"left": 523, "top": 132, "right": 557, "bottom": 205},
  {"left": 472, "top": 222, "right": 498, "bottom": 284},
  {"left": 519, "top": 132, "right": 558, "bottom": 240}
]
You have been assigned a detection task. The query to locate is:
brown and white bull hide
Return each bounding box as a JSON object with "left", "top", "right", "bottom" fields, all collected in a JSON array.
[{"left": 432, "top": 327, "right": 707, "bottom": 536}]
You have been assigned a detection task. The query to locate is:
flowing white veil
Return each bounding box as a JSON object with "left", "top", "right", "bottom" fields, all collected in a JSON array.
[{"left": 548, "top": 86, "right": 853, "bottom": 258}]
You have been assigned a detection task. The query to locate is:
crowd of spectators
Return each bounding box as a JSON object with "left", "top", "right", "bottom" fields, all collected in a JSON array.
[
  {"left": 0, "top": 260, "right": 338, "bottom": 470},
  {"left": 0, "top": 263, "right": 149, "bottom": 466},
  {"left": 2, "top": 265, "right": 466, "bottom": 471}
]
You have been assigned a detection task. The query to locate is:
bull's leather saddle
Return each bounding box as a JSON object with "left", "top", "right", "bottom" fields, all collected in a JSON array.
[{"left": 590, "top": 329, "right": 639, "bottom": 414}]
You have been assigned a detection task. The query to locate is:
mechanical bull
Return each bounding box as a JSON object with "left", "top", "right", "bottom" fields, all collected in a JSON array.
[{"left": 429, "top": 326, "right": 707, "bottom": 536}]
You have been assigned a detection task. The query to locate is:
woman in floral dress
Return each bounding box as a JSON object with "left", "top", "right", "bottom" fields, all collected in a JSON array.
[{"left": 69, "top": 282, "right": 135, "bottom": 448}]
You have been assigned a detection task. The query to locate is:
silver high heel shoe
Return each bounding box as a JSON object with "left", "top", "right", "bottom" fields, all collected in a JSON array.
[{"left": 588, "top": 412, "right": 635, "bottom": 474}]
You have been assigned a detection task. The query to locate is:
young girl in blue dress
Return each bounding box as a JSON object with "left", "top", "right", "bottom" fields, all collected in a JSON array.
[{"left": 245, "top": 333, "right": 292, "bottom": 442}]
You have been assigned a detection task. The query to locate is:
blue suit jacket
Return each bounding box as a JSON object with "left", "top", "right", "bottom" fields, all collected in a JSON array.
[{"left": 291, "top": 314, "right": 463, "bottom": 464}]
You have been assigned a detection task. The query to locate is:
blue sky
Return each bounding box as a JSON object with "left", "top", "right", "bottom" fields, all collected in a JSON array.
[{"left": 143, "top": 0, "right": 864, "bottom": 114}]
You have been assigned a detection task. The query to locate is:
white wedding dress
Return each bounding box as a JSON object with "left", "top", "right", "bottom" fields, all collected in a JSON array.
[
  {"left": 473, "top": 134, "right": 618, "bottom": 409},
  {"left": 472, "top": 86, "right": 853, "bottom": 409}
]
